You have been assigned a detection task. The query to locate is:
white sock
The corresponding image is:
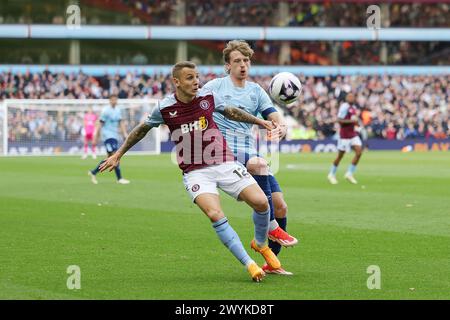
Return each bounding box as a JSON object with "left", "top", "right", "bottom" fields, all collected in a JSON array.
[{"left": 269, "top": 219, "right": 279, "bottom": 232}]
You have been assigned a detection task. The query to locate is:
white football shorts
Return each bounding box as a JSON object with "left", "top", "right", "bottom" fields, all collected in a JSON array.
[
  {"left": 337, "top": 136, "right": 362, "bottom": 152},
  {"left": 182, "top": 161, "right": 257, "bottom": 202}
]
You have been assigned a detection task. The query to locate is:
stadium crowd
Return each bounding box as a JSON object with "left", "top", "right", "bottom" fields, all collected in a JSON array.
[
  {"left": 1, "top": 1, "right": 448, "bottom": 27},
  {"left": 126, "top": 0, "right": 450, "bottom": 27},
  {"left": 4, "top": 40, "right": 447, "bottom": 66},
  {"left": 2, "top": 70, "right": 449, "bottom": 142},
  {"left": 285, "top": 2, "right": 449, "bottom": 27},
  {"left": 286, "top": 74, "right": 449, "bottom": 141},
  {"left": 249, "top": 40, "right": 448, "bottom": 66},
  {"left": 2, "top": 1, "right": 448, "bottom": 66}
]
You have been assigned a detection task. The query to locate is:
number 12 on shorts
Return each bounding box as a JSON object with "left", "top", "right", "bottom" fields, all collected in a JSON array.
[{"left": 233, "top": 166, "right": 250, "bottom": 179}]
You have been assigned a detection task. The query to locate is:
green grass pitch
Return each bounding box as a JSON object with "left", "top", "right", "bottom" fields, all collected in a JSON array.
[{"left": 0, "top": 151, "right": 449, "bottom": 299}]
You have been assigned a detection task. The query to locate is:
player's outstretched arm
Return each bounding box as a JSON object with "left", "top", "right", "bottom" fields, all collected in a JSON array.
[
  {"left": 99, "top": 123, "right": 151, "bottom": 172},
  {"left": 222, "top": 106, "right": 274, "bottom": 131}
]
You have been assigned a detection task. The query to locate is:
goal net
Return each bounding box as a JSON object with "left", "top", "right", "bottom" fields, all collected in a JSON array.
[{"left": 1, "top": 99, "right": 160, "bottom": 156}]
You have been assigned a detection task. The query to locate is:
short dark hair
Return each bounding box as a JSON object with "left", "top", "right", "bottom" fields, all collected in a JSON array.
[{"left": 172, "top": 61, "right": 197, "bottom": 79}]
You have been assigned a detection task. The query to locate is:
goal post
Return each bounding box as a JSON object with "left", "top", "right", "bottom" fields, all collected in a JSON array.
[{"left": 1, "top": 99, "right": 161, "bottom": 156}]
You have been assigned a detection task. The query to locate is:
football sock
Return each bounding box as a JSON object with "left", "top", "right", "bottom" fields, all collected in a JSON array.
[
  {"left": 90, "top": 160, "right": 105, "bottom": 175},
  {"left": 253, "top": 175, "right": 275, "bottom": 222},
  {"left": 330, "top": 165, "right": 338, "bottom": 175},
  {"left": 213, "top": 217, "right": 252, "bottom": 266},
  {"left": 114, "top": 165, "right": 122, "bottom": 180},
  {"left": 84, "top": 143, "right": 88, "bottom": 154},
  {"left": 253, "top": 208, "right": 270, "bottom": 248},
  {"left": 269, "top": 219, "right": 279, "bottom": 231},
  {"left": 347, "top": 164, "right": 357, "bottom": 174},
  {"left": 269, "top": 217, "right": 287, "bottom": 256}
]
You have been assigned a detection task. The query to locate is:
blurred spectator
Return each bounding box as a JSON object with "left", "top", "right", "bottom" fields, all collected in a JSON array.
[
  {"left": 403, "top": 121, "right": 419, "bottom": 139},
  {"left": 433, "top": 124, "right": 448, "bottom": 139},
  {"left": 383, "top": 122, "right": 397, "bottom": 140}
]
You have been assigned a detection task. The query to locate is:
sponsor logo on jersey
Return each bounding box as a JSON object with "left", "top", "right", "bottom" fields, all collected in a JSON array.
[
  {"left": 169, "top": 111, "right": 178, "bottom": 118},
  {"left": 180, "top": 116, "right": 209, "bottom": 134}
]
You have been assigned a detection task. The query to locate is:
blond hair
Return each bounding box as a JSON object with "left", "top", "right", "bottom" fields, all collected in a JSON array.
[
  {"left": 172, "top": 61, "right": 197, "bottom": 79},
  {"left": 222, "top": 40, "right": 254, "bottom": 64}
]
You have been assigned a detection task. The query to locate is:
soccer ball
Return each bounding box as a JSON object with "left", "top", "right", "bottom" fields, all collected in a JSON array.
[{"left": 268, "top": 72, "right": 302, "bottom": 105}]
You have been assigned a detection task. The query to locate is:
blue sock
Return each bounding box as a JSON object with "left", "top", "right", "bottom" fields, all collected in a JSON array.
[
  {"left": 213, "top": 217, "right": 252, "bottom": 266},
  {"left": 253, "top": 175, "right": 275, "bottom": 221},
  {"left": 348, "top": 164, "right": 356, "bottom": 174},
  {"left": 114, "top": 165, "right": 122, "bottom": 180},
  {"left": 277, "top": 217, "right": 287, "bottom": 231},
  {"left": 90, "top": 160, "right": 105, "bottom": 175},
  {"left": 330, "top": 165, "right": 338, "bottom": 175},
  {"left": 253, "top": 208, "right": 270, "bottom": 247},
  {"left": 269, "top": 217, "right": 287, "bottom": 256}
]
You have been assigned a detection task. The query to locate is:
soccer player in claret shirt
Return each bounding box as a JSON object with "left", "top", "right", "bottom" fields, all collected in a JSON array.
[
  {"left": 328, "top": 92, "right": 364, "bottom": 185},
  {"left": 203, "top": 40, "right": 298, "bottom": 275},
  {"left": 88, "top": 94, "right": 130, "bottom": 185},
  {"left": 99, "top": 61, "right": 281, "bottom": 282},
  {"left": 82, "top": 107, "right": 97, "bottom": 160}
]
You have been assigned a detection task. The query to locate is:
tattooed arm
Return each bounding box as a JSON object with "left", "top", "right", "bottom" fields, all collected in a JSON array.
[
  {"left": 222, "top": 106, "right": 274, "bottom": 130},
  {"left": 99, "top": 123, "right": 151, "bottom": 172}
]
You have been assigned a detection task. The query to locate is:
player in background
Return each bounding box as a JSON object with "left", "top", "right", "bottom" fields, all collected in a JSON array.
[
  {"left": 203, "top": 40, "right": 298, "bottom": 275},
  {"left": 82, "top": 107, "right": 98, "bottom": 159},
  {"left": 99, "top": 61, "right": 281, "bottom": 282},
  {"left": 327, "top": 92, "right": 363, "bottom": 185},
  {"left": 88, "top": 94, "right": 130, "bottom": 185}
]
